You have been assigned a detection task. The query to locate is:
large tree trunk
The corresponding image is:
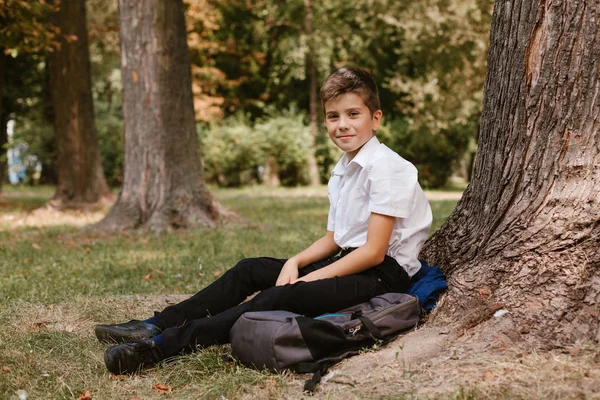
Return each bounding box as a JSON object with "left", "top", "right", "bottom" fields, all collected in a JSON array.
[
  {"left": 97, "top": 0, "right": 219, "bottom": 231},
  {"left": 303, "top": 0, "right": 321, "bottom": 186},
  {"left": 47, "top": 0, "right": 112, "bottom": 207},
  {"left": 422, "top": 0, "right": 600, "bottom": 346}
]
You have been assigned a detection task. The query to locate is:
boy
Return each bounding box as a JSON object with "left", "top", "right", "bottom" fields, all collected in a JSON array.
[{"left": 96, "top": 67, "right": 432, "bottom": 375}]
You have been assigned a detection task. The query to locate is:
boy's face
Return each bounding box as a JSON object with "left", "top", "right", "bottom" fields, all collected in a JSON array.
[{"left": 324, "top": 92, "right": 382, "bottom": 161}]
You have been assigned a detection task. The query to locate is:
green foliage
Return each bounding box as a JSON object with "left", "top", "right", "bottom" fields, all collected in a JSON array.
[
  {"left": 378, "top": 118, "right": 472, "bottom": 189},
  {"left": 183, "top": 0, "right": 492, "bottom": 187},
  {"left": 200, "top": 108, "right": 334, "bottom": 187},
  {"left": 3, "top": 0, "right": 493, "bottom": 189},
  {"left": 254, "top": 108, "right": 311, "bottom": 186},
  {"left": 200, "top": 114, "right": 261, "bottom": 187},
  {"left": 0, "top": 0, "right": 60, "bottom": 55},
  {"left": 95, "top": 100, "right": 124, "bottom": 187}
]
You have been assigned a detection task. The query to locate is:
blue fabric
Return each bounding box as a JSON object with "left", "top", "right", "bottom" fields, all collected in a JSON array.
[
  {"left": 407, "top": 260, "right": 448, "bottom": 311},
  {"left": 152, "top": 334, "right": 164, "bottom": 349},
  {"left": 144, "top": 316, "right": 161, "bottom": 328}
]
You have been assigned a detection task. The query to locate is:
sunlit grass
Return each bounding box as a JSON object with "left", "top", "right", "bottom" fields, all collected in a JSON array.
[{"left": 0, "top": 184, "right": 459, "bottom": 399}]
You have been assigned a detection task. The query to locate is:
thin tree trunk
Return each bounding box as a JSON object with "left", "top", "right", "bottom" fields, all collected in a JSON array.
[
  {"left": 304, "top": 0, "right": 321, "bottom": 186},
  {"left": 422, "top": 0, "right": 600, "bottom": 345},
  {"left": 96, "top": 0, "right": 221, "bottom": 231},
  {"left": 47, "top": 0, "right": 112, "bottom": 207},
  {"left": 263, "top": 155, "right": 281, "bottom": 186}
]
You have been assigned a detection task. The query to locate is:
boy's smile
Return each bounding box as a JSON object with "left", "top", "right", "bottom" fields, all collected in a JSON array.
[{"left": 324, "top": 93, "right": 382, "bottom": 160}]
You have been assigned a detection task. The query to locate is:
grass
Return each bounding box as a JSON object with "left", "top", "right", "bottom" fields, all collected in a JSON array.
[{"left": 0, "top": 185, "right": 460, "bottom": 399}]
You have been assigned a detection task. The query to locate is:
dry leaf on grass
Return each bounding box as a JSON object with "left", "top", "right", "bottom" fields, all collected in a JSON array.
[
  {"left": 213, "top": 270, "right": 222, "bottom": 277},
  {"left": 153, "top": 382, "right": 171, "bottom": 393},
  {"left": 31, "top": 321, "right": 49, "bottom": 331},
  {"left": 143, "top": 274, "right": 153, "bottom": 281},
  {"left": 77, "top": 390, "right": 92, "bottom": 400},
  {"left": 1, "top": 365, "right": 11, "bottom": 372},
  {"left": 32, "top": 243, "right": 41, "bottom": 250}
]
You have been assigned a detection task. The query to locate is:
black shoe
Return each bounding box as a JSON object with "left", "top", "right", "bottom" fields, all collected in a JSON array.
[
  {"left": 95, "top": 320, "right": 162, "bottom": 344},
  {"left": 104, "top": 338, "right": 164, "bottom": 375}
]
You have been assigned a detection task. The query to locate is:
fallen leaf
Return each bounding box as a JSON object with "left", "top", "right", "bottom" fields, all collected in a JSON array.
[
  {"left": 153, "top": 382, "right": 171, "bottom": 393},
  {"left": 84, "top": 248, "right": 91, "bottom": 253},
  {"left": 1, "top": 365, "right": 11, "bottom": 372},
  {"left": 142, "top": 239, "right": 149, "bottom": 245},
  {"left": 213, "top": 270, "right": 222, "bottom": 277},
  {"left": 32, "top": 243, "right": 41, "bottom": 250},
  {"left": 31, "top": 321, "right": 49, "bottom": 331},
  {"left": 77, "top": 390, "right": 92, "bottom": 400},
  {"left": 24, "top": 258, "right": 32, "bottom": 263},
  {"left": 478, "top": 288, "right": 492, "bottom": 296},
  {"left": 143, "top": 274, "right": 153, "bottom": 281},
  {"left": 147, "top": 268, "right": 164, "bottom": 275}
]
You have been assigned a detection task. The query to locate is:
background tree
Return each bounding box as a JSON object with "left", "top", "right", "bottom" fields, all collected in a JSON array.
[
  {"left": 422, "top": 0, "right": 599, "bottom": 344},
  {"left": 0, "top": 52, "right": 5, "bottom": 195},
  {"left": 97, "top": 0, "right": 220, "bottom": 231},
  {"left": 46, "top": 0, "right": 112, "bottom": 207},
  {"left": 0, "top": 0, "right": 60, "bottom": 195}
]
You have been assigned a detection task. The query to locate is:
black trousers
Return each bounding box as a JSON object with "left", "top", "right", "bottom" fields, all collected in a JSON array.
[{"left": 155, "top": 254, "right": 411, "bottom": 358}]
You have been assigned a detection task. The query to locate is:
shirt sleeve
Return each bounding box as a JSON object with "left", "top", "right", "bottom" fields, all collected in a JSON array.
[
  {"left": 368, "top": 158, "right": 418, "bottom": 219},
  {"left": 327, "top": 193, "right": 336, "bottom": 231}
]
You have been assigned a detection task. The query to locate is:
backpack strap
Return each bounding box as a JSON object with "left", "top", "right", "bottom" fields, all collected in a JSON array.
[
  {"left": 355, "top": 315, "right": 384, "bottom": 340},
  {"left": 291, "top": 362, "right": 327, "bottom": 393},
  {"left": 303, "top": 367, "right": 324, "bottom": 393}
]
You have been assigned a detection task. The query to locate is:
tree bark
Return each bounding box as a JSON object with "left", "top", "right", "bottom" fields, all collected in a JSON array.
[
  {"left": 422, "top": 0, "right": 600, "bottom": 345},
  {"left": 304, "top": 0, "right": 321, "bottom": 186},
  {"left": 96, "top": 0, "right": 219, "bottom": 231},
  {"left": 47, "top": 0, "right": 112, "bottom": 207}
]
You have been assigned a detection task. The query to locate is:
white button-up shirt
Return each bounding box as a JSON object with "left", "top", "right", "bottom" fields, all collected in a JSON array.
[{"left": 327, "top": 136, "right": 432, "bottom": 277}]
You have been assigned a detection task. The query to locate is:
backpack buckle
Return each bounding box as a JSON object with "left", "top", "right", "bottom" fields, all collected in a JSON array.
[{"left": 348, "top": 326, "right": 361, "bottom": 336}]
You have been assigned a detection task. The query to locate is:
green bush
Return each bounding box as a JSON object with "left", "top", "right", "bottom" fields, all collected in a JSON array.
[
  {"left": 199, "top": 114, "right": 262, "bottom": 187},
  {"left": 378, "top": 118, "right": 471, "bottom": 189},
  {"left": 96, "top": 107, "right": 124, "bottom": 187},
  {"left": 200, "top": 108, "right": 323, "bottom": 187},
  {"left": 253, "top": 109, "right": 311, "bottom": 186}
]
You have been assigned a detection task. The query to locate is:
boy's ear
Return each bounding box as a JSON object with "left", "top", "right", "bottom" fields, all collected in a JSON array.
[{"left": 372, "top": 110, "right": 383, "bottom": 130}]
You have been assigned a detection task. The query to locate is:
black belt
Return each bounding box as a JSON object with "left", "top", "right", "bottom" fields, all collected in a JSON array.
[{"left": 340, "top": 247, "right": 358, "bottom": 257}]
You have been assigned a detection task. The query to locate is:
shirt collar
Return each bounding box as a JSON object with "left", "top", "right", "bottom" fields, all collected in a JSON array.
[{"left": 331, "top": 136, "right": 381, "bottom": 176}]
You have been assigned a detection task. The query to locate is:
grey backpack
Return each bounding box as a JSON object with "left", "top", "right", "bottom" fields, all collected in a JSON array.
[{"left": 230, "top": 292, "right": 420, "bottom": 392}]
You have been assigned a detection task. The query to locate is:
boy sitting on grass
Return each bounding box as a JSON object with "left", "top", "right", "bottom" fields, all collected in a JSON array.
[{"left": 95, "top": 66, "right": 432, "bottom": 375}]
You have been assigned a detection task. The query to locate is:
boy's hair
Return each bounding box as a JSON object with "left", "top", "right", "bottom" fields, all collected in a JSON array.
[{"left": 320, "top": 67, "right": 381, "bottom": 115}]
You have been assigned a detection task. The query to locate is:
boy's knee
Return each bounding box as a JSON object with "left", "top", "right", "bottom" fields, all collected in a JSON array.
[
  {"left": 251, "top": 284, "right": 301, "bottom": 311},
  {"left": 232, "top": 258, "right": 260, "bottom": 272}
]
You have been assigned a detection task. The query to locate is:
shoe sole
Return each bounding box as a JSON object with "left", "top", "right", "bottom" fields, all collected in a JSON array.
[{"left": 95, "top": 326, "right": 151, "bottom": 344}]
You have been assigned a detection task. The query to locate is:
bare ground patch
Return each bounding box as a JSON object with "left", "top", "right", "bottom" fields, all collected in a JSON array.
[{"left": 5, "top": 295, "right": 600, "bottom": 399}]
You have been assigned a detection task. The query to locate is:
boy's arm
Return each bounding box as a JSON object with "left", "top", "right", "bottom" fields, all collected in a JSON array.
[
  {"left": 275, "top": 231, "right": 340, "bottom": 286},
  {"left": 295, "top": 212, "right": 396, "bottom": 283}
]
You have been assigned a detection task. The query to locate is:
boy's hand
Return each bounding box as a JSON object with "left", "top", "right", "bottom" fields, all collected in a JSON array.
[{"left": 276, "top": 259, "right": 299, "bottom": 286}]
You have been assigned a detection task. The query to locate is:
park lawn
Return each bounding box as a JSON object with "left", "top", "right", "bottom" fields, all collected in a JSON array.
[{"left": 0, "top": 186, "right": 458, "bottom": 400}]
